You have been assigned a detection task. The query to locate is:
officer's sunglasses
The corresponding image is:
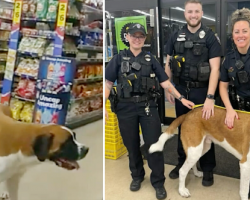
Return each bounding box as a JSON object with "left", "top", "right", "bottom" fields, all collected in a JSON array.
[{"left": 129, "top": 34, "right": 146, "bottom": 40}]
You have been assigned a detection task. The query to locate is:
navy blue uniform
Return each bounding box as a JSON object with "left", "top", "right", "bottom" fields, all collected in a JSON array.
[
  {"left": 220, "top": 48, "right": 250, "bottom": 98},
  {"left": 106, "top": 49, "right": 168, "bottom": 188},
  {"left": 166, "top": 24, "right": 223, "bottom": 171}
]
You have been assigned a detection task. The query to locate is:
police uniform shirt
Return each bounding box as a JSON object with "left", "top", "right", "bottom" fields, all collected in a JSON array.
[
  {"left": 165, "top": 24, "right": 222, "bottom": 63},
  {"left": 220, "top": 47, "right": 250, "bottom": 98},
  {"left": 105, "top": 49, "right": 169, "bottom": 83}
]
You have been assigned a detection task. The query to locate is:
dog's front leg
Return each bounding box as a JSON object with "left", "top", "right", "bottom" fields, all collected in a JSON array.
[
  {"left": 5, "top": 173, "right": 23, "bottom": 200},
  {"left": 0, "top": 181, "right": 10, "bottom": 200},
  {"left": 239, "top": 161, "right": 250, "bottom": 200}
]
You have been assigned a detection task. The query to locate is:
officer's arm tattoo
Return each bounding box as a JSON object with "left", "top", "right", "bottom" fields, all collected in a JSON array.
[
  {"left": 105, "top": 79, "right": 114, "bottom": 104},
  {"left": 165, "top": 85, "right": 180, "bottom": 99},
  {"left": 105, "top": 79, "right": 113, "bottom": 90}
]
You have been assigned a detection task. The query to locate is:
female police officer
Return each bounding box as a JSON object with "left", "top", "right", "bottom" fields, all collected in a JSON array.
[
  {"left": 105, "top": 23, "right": 194, "bottom": 200},
  {"left": 220, "top": 8, "right": 250, "bottom": 128},
  {"left": 219, "top": 7, "right": 250, "bottom": 199}
]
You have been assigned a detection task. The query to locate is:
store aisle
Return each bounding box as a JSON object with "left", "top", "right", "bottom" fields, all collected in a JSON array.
[
  {"left": 18, "top": 120, "right": 103, "bottom": 200},
  {"left": 105, "top": 154, "right": 240, "bottom": 200}
]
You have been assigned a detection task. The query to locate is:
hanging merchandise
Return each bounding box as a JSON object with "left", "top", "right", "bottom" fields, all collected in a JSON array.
[
  {"left": 1, "top": 0, "right": 103, "bottom": 127},
  {"left": 0, "top": 2, "right": 13, "bottom": 95}
]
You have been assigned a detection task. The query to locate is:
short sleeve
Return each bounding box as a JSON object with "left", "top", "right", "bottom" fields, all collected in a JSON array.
[
  {"left": 220, "top": 57, "right": 230, "bottom": 82},
  {"left": 105, "top": 55, "right": 120, "bottom": 82},
  {"left": 206, "top": 32, "right": 223, "bottom": 59},
  {"left": 151, "top": 55, "right": 169, "bottom": 83},
  {"left": 165, "top": 32, "right": 178, "bottom": 56}
]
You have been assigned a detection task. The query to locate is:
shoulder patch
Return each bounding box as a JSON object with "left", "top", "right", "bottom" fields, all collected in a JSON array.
[
  {"left": 221, "top": 57, "right": 226, "bottom": 65},
  {"left": 215, "top": 33, "right": 221, "bottom": 44}
]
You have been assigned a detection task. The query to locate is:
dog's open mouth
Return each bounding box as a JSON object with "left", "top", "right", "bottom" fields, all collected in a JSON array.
[{"left": 54, "top": 159, "right": 79, "bottom": 170}]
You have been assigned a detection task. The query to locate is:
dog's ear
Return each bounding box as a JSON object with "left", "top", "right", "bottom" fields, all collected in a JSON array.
[{"left": 32, "top": 133, "right": 54, "bottom": 162}]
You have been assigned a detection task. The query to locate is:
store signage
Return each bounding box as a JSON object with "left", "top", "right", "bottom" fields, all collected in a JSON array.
[
  {"left": 33, "top": 56, "right": 76, "bottom": 125},
  {"left": 115, "top": 16, "right": 147, "bottom": 53}
]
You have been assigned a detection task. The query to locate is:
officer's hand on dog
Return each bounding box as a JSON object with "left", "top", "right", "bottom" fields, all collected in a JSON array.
[
  {"left": 202, "top": 99, "right": 214, "bottom": 120},
  {"left": 181, "top": 99, "right": 195, "bottom": 109},
  {"left": 225, "top": 108, "right": 239, "bottom": 129}
]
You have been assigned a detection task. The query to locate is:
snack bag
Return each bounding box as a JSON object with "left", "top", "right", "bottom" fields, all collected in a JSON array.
[
  {"left": 10, "top": 99, "right": 24, "bottom": 120},
  {"left": 46, "top": 0, "right": 58, "bottom": 20},
  {"left": 36, "top": 0, "right": 48, "bottom": 19},
  {"left": 15, "top": 79, "right": 28, "bottom": 98},
  {"left": 20, "top": 103, "right": 34, "bottom": 123}
]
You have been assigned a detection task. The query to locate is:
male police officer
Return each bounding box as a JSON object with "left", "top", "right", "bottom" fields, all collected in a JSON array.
[
  {"left": 165, "top": 0, "right": 222, "bottom": 186},
  {"left": 105, "top": 23, "right": 194, "bottom": 200}
]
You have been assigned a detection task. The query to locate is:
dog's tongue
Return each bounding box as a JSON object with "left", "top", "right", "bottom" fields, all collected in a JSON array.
[{"left": 55, "top": 159, "right": 79, "bottom": 170}]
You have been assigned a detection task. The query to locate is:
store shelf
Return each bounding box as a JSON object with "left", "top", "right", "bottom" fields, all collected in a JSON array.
[
  {"left": 14, "top": 72, "right": 37, "bottom": 80},
  {"left": 20, "top": 33, "right": 55, "bottom": 40},
  {"left": 2, "top": 0, "right": 14, "bottom": 3},
  {"left": 71, "top": 93, "right": 103, "bottom": 103},
  {"left": 11, "top": 93, "right": 35, "bottom": 103},
  {"left": 80, "top": 26, "right": 103, "bottom": 33},
  {"left": 81, "top": 4, "right": 102, "bottom": 15},
  {"left": 0, "top": 49, "right": 8, "bottom": 52},
  {"left": 66, "top": 109, "right": 103, "bottom": 129},
  {"left": 0, "top": 16, "right": 12, "bottom": 21},
  {"left": 17, "top": 51, "right": 42, "bottom": 58},
  {"left": 74, "top": 76, "right": 103, "bottom": 84},
  {"left": 78, "top": 45, "right": 103, "bottom": 51},
  {"left": 76, "top": 58, "right": 103, "bottom": 64},
  {"left": 21, "top": 18, "right": 56, "bottom": 23},
  {"left": 0, "top": 28, "right": 11, "bottom": 31}
]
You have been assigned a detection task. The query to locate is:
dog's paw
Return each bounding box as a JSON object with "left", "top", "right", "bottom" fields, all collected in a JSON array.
[
  {"left": 193, "top": 170, "right": 203, "bottom": 178},
  {"left": 179, "top": 187, "right": 191, "bottom": 198},
  {"left": 0, "top": 191, "right": 9, "bottom": 199},
  {"left": 148, "top": 143, "right": 163, "bottom": 153}
]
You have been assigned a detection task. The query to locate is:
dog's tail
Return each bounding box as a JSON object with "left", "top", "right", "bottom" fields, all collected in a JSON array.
[{"left": 149, "top": 114, "right": 187, "bottom": 153}]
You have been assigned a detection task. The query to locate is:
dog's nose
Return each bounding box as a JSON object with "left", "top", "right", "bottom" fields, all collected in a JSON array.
[{"left": 79, "top": 147, "right": 89, "bottom": 159}]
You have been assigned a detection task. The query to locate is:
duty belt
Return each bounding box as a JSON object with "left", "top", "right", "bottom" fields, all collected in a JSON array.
[
  {"left": 119, "top": 94, "right": 152, "bottom": 103},
  {"left": 237, "top": 95, "right": 250, "bottom": 111},
  {"left": 179, "top": 79, "right": 208, "bottom": 88}
]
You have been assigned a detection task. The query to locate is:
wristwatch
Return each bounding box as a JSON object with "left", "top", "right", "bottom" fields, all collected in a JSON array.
[
  {"left": 178, "top": 95, "right": 185, "bottom": 101},
  {"left": 206, "top": 94, "right": 215, "bottom": 99}
]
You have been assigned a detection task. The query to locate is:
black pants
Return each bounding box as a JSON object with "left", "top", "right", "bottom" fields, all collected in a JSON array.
[
  {"left": 175, "top": 85, "right": 216, "bottom": 172},
  {"left": 116, "top": 100, "right": 165, "bottom": 188}
]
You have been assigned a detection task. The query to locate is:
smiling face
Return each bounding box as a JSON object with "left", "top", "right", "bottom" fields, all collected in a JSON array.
[
  {"left": 232, "top": 20, "right": 250, "bottom": 52},
  {"left": 126, "top": 32, "right": 146, "bottom": 51},
  {"left": 184, "top": 3, "right": 203, "bottom": 28}
]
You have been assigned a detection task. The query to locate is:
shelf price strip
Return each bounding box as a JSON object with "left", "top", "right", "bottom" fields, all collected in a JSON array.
[{"left": 1, "top": 0, "right": 23, "bottom": 105}]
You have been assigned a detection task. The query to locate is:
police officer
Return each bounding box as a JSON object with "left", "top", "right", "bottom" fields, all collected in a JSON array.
[
  {"left": 105, "top": 23, "right": 194, "bottom": 200},
  {"left": 165, "top": 0, "right": 222, "bottom": 186},
  {"left": 219, "top": 8, "right": 250, "bottom": 198}
]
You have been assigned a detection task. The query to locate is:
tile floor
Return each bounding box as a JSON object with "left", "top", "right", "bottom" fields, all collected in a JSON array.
[
  {"left": 105, "top": 153, "right": 241, "bottom": 200},
  {"left": 18, "top": 120, "right": 103, "bottom": 200}
]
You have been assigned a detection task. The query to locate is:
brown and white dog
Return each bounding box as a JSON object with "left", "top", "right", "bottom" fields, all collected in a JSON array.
[
  {"left": 0, "top": 104, "right": 89, "bottom": 200},
  {"left": 149, "top": 106, "right": 250, "bottom": 200}
]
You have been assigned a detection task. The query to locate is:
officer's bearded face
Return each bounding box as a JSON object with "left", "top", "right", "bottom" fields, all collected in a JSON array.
[
  {"left": 232, "top": 21, "right": 250, "bottom": 51},
  {"left": 184, "top": 3, "right": 203, "bottom": 28},
  {"left": 127, "top": 33, "right": 146, "bottom": 51}
]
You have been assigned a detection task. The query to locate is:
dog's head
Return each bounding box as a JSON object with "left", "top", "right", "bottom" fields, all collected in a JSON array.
[{"left": 32, "top": 125, "right": 89, "bottom": 170}]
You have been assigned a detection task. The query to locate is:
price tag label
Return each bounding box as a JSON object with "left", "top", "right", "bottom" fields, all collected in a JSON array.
[
  {"left": 13, "top": 1, "right": 22, "bottom": 24},
  {"left": 57, "top": 2, "right": 67, "bottom": 27}
]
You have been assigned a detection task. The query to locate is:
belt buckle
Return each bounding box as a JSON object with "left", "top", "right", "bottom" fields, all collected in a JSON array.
[{"left": 133, "top": 95, "right": 140, "bottom": 103}]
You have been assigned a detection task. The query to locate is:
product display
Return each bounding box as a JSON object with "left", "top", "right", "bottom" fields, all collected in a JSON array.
[
  {"left": 0, "top": 5, "right": 13, "bottom": 93},
  {"left": 1, "top": 0, "right": 103, "bottom": 127}
]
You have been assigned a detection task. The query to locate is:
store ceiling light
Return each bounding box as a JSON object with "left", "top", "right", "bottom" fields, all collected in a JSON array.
[
  {"left": 133, "top": 10, "right": 186, "bottom": 24},
  {"left": 172, "top": 7, "right": 215, "bottom": 22}
]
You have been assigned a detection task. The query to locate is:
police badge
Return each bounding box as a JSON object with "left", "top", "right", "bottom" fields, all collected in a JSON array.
[{"left": 199, "top": 30, "right": 206, "bottom": 39}]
